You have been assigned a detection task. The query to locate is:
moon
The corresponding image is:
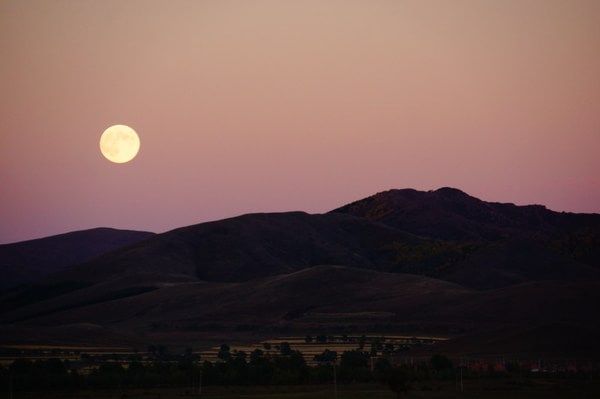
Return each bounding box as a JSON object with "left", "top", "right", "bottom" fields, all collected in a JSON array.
[{"left": 99, "top": 125, "right": 140, "bottom": 163}]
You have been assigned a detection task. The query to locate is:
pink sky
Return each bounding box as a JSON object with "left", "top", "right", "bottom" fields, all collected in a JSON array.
[{"left": 1, "top": 0, "right": 599, "bottom": 244}]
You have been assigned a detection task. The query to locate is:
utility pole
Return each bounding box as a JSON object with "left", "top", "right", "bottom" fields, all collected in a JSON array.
[
  {"left": 198, "top": 369, "right": 203, "bottom": 396},
  {"left": 9, "top": 373, "right": 13, "bottom": 399},
  {"left": 460, "top": 364, "right": 464, "bottom": 392},
  {"left": 332, "top": 363, "right": 338, "bottom": 399},
  {"left": 455, "top": 368, "right": 458, "bottom": 391}
]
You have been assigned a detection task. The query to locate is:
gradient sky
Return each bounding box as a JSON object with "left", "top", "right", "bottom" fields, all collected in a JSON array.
[{"left": 1, "top": 0, "right": 599, "bottom": 244}]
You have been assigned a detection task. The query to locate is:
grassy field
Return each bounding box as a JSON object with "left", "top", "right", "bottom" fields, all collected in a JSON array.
[{"left": 12, "top": 380, "right": 600, "bottom": 399}]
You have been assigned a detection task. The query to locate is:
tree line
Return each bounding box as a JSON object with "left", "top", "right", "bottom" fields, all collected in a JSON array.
[{"left": 1, "top": 342, "right": 594, "bottom": 396}]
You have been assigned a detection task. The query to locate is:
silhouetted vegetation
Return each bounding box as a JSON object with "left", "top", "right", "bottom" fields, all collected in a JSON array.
[
  {"left": 313, "top": 349, "right": 337, "bottom": 364},
  {"left": 1, "top": 344, "right": 598, "bottom": 397},
  {"left": 377, "top": 362, "right": 412, "bottom": 398},
  {"left": 430, "top": 353, "right": 453, "bottom": 372}
]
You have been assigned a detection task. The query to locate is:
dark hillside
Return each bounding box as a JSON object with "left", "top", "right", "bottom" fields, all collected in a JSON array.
[{"left": 0, "top": 228, "right": 154, "bottom": 289}]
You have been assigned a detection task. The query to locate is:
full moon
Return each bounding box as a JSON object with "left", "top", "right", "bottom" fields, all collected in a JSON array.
[{"left": 99, "top": 125, "right": 140, "bottom": 163}]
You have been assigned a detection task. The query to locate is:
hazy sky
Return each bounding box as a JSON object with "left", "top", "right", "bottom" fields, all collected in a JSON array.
[{"left": 1, "top": 0, "right": 599, "bottom": 244}]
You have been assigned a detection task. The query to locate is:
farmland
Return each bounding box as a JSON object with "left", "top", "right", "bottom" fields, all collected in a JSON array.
[
  {"left": 200, "top": 335, "right": 446, "bottom": 365},
  {"left": 2, "top": 333, "right": 599, "bottom": 398},
  {"left": 0, "top": 334, "right": 446, "bottom": 370}
]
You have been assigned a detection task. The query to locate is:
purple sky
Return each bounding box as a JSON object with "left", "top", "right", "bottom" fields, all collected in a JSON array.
[{"left": 1, "top": 0, "right": 599, "bottom": 244}]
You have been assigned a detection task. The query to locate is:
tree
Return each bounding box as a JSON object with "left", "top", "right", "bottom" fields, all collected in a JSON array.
[
  {"left": 248, "top": 349, "right": 274, "bottom": 385},
  {"left": 217, "top": 344, "right": 231, "bottom": 361},
  {"left": 128, "top": 360, "right": 145, "bottom": 375},
  {"left": 383, "top": 367, "right": 411, "bottom": 399},
  {"left": 313, "top": 350, "right": 337, "bottom": 365},
  {"left": 230, "top": 351, "right": 249, "bottom": 384},
  {"left": 156, "top": 345, "right": 169, "bottom": 359},
  {"left": 279, "top": 342, "right": 292, "bottom": 356},
  {"left": 430, "top": 354, "right": 453, "bottom": 372},
  {"left": 304, "top": 335, "right": 314, "bottom": 343},
  {"left": 9, "top": 359, "right": 34, "bottom": 375},
  {"left": 358, "top": 335, "right": 367, "bottom": 350},
  {"left": 249, "top": 349, "right": 264, "bottom": 364},
  {"left": 233, "top": 350, "right": 247, "bottom": 362},
  {"left": 384, "top": 343, "right": 395, "bottom": 354},
  {"left": 272, "top": 350, "right": 308, "bottom": 384},
  {"left": 340, "top": 350, "right": 369, "bottom": 369},
  {"left": 339, "top": 350, "right": 371, "bottom": 382},
  {"left": 373, "top": 357, "right": 392, "bottom": 379},
  {"left": 369, "top": 342, "right": 379, "bottom": 357}
]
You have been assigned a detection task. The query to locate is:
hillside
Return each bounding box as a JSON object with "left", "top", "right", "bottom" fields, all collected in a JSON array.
[
  {"left": 0, "top": 228, "right": 154, "bottom": 289},
  {"left": 331, "top": 188, "right": 600, "bottom": 287},
  {"left": 2, "top": 266, "right": 599, "bottom": 356},
  {"left": 331, "top": 187, "right": 600, "bottom": 242},
  {"left": 43, "top": 212, "right": 423, "bottom": 285},
  {"left": 1, "top": 188, "right": 599, "bottom": 357}
]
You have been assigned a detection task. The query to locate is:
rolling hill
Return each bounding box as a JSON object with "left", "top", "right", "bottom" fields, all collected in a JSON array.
[
  {"left": 331, "top": 187, "right": 600, "bottom": 241},
  {"left": 1, "top": 188, "right": 599, "bottom": 357},
  {"left": 0, "top": 228, "right": 154, "bottom": 289}
]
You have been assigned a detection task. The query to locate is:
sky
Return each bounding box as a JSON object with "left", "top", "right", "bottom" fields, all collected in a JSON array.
[{"left": 1, "top": 0, "right": 599, "bottom": 244}]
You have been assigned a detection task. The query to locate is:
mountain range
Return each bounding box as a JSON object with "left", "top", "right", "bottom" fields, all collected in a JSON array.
[{"left": 1, "top": 187, "right": 599, "bottom": 357}]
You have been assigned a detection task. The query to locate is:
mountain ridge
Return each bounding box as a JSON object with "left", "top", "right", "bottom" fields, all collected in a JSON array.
[
  {"left": 0, "top": 228, "right": 154, "bottom": 289},
  {"left": 1, "top": 187, "right": 599, "bottom": 357}
]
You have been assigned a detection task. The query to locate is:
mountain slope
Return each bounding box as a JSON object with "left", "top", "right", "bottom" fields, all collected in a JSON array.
[
  {"left": 437, "top": 238, "right": 600, "bottom": 289},
  {"left": 0, "top": 228, "right": 154, "bottom": 289},
  {"left": 1, "top": 188, "right": 599, "bottom": 357},
  {"left": 2, "top": 266, "right": 599, "bottom": 358},
  {"left": 41, "top": 194, "right": 600, "bottom": 291},
  {"left": 330, "top": 187, "right": 600, "bottom": 287},
  {"left": 0, "top": 266, "right": 469, "bottom": 328},
  {"left": 331, "top": 187, "right": 600, "bottom": 241},
  {"left": 45, "top": 212, "right": 423, "bottom": 285}
]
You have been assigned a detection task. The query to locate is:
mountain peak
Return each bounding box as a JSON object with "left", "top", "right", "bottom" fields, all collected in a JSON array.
[
  {"left": 433, "top": 186, "right": 471, "bottom": 197},
  {"left": 330, "top": 187, "right": 566, "bottom": 240}
]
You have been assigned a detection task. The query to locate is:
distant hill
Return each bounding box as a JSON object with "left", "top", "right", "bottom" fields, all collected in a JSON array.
[
  {"left": 44, "top": 211, "right": 423, "bottom": 285},
  {"left": 331, "top": 187, "right": 600, "bottom": 241},
  {"left": 331, "top": 187, "right": 600, "bottom": 288},
  {"left": 1, "top": 188, "right": 599, "bottom": 357},
  {"left": 0, "top": 228, "right": 154, "bottom": 289}
]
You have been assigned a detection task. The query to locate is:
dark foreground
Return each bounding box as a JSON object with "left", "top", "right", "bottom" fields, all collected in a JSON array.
[
  {"left": 10, "top": 380, "right": 600, "bottom": 399},
  {"left": 3, "top": 347, "right": 599, "bottom": 399}
]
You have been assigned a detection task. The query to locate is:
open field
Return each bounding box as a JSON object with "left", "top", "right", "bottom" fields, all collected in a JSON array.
[
  {"left": 0, "top": 344, "right": 139, "bottom": 368},
  {"left": 0, "top": 334, "right": 447, "bottom": 368},
  {"left": 10, "top": 380, "right": 600, "bottom": 399},
  {"left": 201, "top": 335, "right": 446, "bottom": 365}
]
